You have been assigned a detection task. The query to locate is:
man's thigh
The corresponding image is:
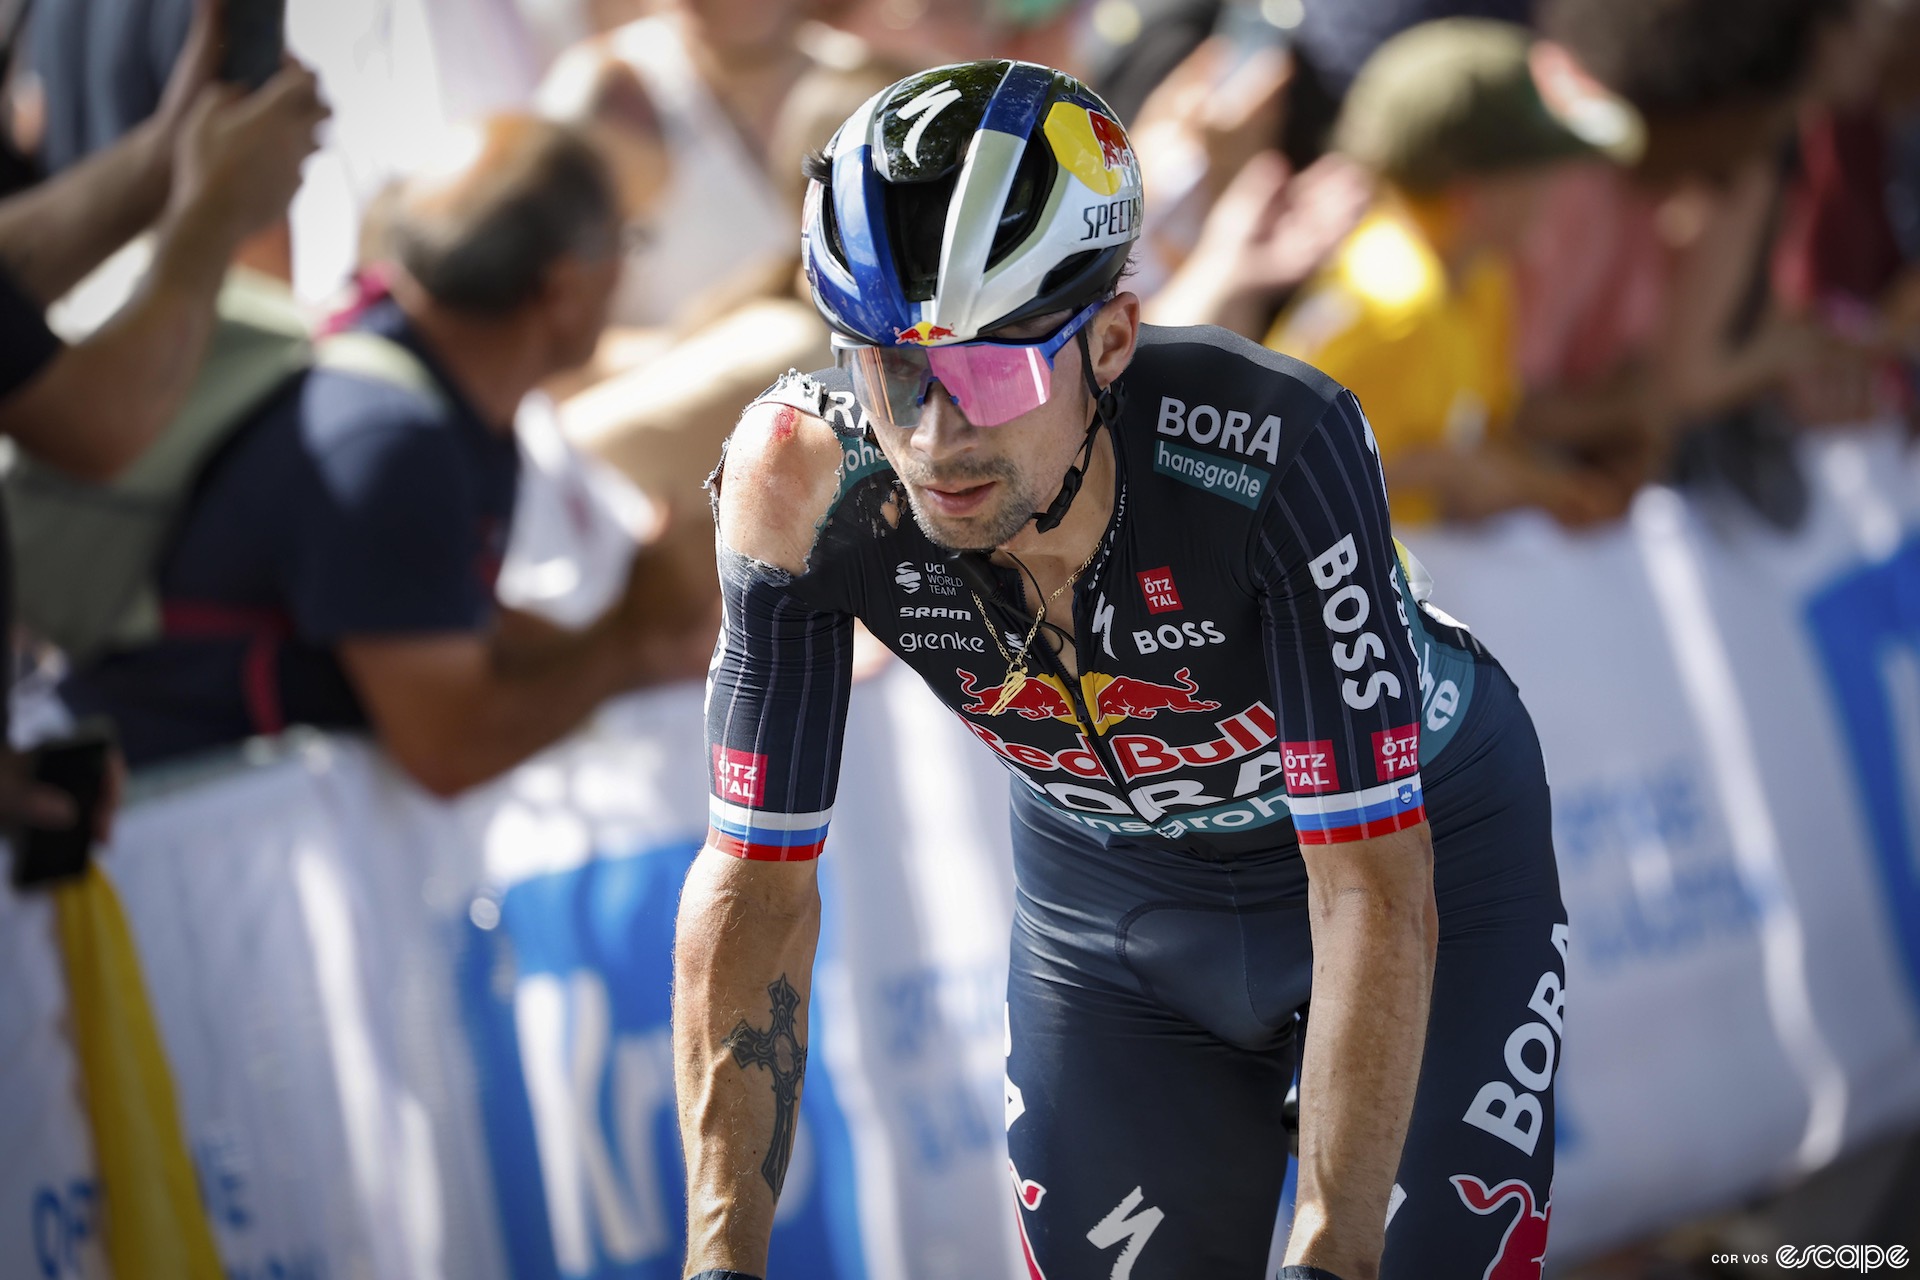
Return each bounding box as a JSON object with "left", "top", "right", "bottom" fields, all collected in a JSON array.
[
  {"left": 1383, "top": 695, "right": 1567, "bottom": 1279},
  {"left": 1382, "top": 897, "right": 1566, "bottom": 1280},
  {"left": 1004, "top": 931, "right": 1295, "bottom": 1279}
]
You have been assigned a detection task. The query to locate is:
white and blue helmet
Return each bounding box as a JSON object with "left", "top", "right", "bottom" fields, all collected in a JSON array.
[{"left": 803, "top": 60, "right": 1145, "bottom": 348}]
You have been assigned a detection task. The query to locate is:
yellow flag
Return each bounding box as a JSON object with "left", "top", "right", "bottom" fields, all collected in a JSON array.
[{"left": 54, "top": 865, "right": 223, "bottom": 1279}]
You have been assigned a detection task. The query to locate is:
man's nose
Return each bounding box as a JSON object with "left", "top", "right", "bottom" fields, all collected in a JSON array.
[{"left": 909, "top": 383, "right": 978, "bottom": 460}]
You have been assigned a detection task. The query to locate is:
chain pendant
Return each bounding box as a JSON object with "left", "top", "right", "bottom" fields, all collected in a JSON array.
[{"left": 988, "top": 665, "right": 1029, "bottom": 716}]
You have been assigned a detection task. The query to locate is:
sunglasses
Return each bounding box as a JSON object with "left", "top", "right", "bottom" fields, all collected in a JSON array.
[{"left": 831, "top": 301, "right": 1102, "bottom": 429}]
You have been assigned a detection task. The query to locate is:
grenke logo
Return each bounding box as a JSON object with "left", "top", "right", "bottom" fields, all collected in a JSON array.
[{"left": 899, "top": 631, "right": 985, "bottom": 654}]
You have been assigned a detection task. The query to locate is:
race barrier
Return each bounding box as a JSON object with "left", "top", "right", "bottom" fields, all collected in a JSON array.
[{"left": 2, "top": 426, "right": 1917, "bottom": 1278}]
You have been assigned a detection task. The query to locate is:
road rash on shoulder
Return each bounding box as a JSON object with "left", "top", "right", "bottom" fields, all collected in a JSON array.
[{"left": 712, "top": 398, "right": 847, "bottom": 578}]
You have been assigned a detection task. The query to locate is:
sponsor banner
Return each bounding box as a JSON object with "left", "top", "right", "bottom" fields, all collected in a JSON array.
[
  {"left": 4, "top": 424, "right": 1918, "bottom": 1280},
  {"left": 1402, "top": 427, "right": 1920, "bottom": 1263}
]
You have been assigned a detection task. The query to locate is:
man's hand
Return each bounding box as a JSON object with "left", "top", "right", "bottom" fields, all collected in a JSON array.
[
  {"left": 1144, "top": 152, "right": 1370, "bottom": 336},
  {"left": 600, "top": 516, "right": 724, "bottom": 689},
  {"left": 164, "top": 65, "right": 328, "bottom": 251},
  {"left": 1132, "top": 38, "right": 1292, "bottom": 207},
  {"left": 0, "top": 750, "right": 78, "bottom": 832},
  {"left": 152, "top": 0, "right": 224, "bottom": 155},
  {"left": 0, "top": 745, "right": 125, "bottom": 847}
]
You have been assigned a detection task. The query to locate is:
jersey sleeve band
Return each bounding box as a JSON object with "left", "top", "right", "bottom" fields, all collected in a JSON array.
[
  {"left": 707, "top": 798, "right": 834, "bottom": 861},
  {"left": 1287, "top": 775, "right": 1427, "bottom": 845}
]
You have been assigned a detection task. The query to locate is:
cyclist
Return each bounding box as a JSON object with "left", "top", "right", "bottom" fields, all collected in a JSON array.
[{"left": 675, "top": 59, "right": 1567, "bottom": 1280}]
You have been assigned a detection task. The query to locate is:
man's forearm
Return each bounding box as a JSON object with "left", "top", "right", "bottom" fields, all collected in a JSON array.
[
  {"left": 399, "top": 612, "right": 643, "bottom": 796},
  {"left": 0, "top": 119, "right": 172, "bottom": 304},
  {"left": 0, "top": 196, "right": 242, "bottom": 481},
  {"left": 1287, "top": 856, "right": 1438, "bottom": 1276},
  {"left": 674, "top": 850, "right": 821, "bottom": 1276}
]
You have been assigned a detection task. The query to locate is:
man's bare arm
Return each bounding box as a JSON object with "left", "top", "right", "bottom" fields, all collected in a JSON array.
[
  {"left": 1284, "top": 822, "right": 1438, "bottom": 1280},
  {"left": 337, "top": 545, "right": 717, "bottom": 798},
  {"left": 675, "top": 395, "right": 846, "bottom": 1276},
  {"left": 0, "top": 66, "right": 327, "bottom": 480},
  {"left": 675, "top": 850, "right": 820, "bottom": 1274}
]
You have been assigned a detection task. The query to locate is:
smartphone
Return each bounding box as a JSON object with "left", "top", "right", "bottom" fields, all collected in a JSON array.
[
  {"left": 219, "top": 0, "right": 286, "bottom": 91},
  {"left": 10, "top": 726, "right": 115, "bottom": 889}
]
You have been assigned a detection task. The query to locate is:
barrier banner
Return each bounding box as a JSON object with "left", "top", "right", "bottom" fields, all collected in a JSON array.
[
  {"left": 1402, "top": 428, "right": 1920, "bottom": 1261},
  {"left": 452, "top": 670, "right": 1025, "bottom": 1280},
  {"left": 2, "top": 426, "right": 1917, "bottom": 1279}
]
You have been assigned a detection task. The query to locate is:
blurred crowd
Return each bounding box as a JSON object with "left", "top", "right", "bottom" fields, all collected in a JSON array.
[
  {"left": 0, "top": 0, "right": 1915, "bottom": 838},
  {"left": 0, "top": 0, "right": 1913, "bottom": 1270}
]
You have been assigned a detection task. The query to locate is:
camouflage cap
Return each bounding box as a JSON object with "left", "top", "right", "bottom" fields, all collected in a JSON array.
[{"left": 1335, "top": 18, "right": 1622, "bottom": 191}]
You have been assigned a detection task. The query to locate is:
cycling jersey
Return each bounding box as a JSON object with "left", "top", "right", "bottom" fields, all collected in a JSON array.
[
  {"left": 703, "top": 323, "right": 1563, "bottom": 1279},
  {"left": 707, "top": 324, "right": 1487, "bottom": 862}
]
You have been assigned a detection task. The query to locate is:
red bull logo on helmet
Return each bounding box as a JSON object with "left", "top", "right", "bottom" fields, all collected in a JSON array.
[
  {"left": 1452, "top": 1176, "right": 1551, "bottom": 1280},
  {"left": 1042, "top": 101, "right": 1137, "bottom": 198},
  {"left": 895, "top": 320, "right": 958, "bottom": 345}
]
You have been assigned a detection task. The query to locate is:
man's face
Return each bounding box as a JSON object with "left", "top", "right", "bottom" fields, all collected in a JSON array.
[
  {"left": 544, "top": 237, "right": 624, "bottom": 373},
  {"left": 867, "top": 300, "right": 1131, "bottom": 552}
]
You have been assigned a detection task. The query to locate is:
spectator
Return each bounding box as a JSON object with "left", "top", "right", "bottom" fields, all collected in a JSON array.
[
  {"left": 0, "top": 0, "right": 322, "bottom": 481},
  {"left": 1284, "top": 0, "right": 1535, "bottom": 167},
  {"left": 61, "top": 115, "right": 713, "bottom": 795},
  {"left": 538, "top": 0, "right": 821, "bottom": 330},
  {"left": 550, "top": 42, "right": 905, "bottom": 603},
  {"left": 0, "top": 0, "right": 320, "bottom": 831},
  {"left": 1527, "top": 0, "right": 1869, "bottom": 526},
  {"left": 1265, "top": 19, "right": 1628, "bottom": 526}
]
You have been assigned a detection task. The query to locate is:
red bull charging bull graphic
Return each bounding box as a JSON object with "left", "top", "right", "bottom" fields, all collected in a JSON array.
[
  {"left": 955, "top": 667, "right": 1220, "bottom": 733},
  {"left": 1451, "top": 1176, "right": 1551, "bottom": 1280},
  {"left": 894, "top": 320, "right": 957, "bottom": 345}
]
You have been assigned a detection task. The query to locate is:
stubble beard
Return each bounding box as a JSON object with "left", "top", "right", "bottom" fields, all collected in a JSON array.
[{"left": 893, "top": 458, "right": 1038, "bottom": 552}]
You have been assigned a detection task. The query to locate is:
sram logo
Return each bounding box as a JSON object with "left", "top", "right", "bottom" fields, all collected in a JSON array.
[
  {"left": 1310, "top": 534, "right": 1405, "bottom": 711},
  {"left": 900, "top": 605, "right": 970, "bottom": 619},
  {"left": 1133, "top": 620, "right": 1225, "bottom": 654}
]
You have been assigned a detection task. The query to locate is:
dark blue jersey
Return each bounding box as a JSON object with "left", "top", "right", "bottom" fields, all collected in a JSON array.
[{"left": 706, "top": 323, "right": 1491, "bottom": 861}]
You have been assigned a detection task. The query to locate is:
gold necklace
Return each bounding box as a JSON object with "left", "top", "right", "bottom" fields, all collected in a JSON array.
[{"left": 970, "top": 540, "right": 1103, "bottom": 716}]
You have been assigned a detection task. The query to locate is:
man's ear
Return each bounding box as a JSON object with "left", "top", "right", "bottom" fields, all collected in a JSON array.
[
  {"left": 1090, "top": 292, "right": 1141, "bottom": 389},
  {"left": 537, "top": 252, "right": 601, "bottom": 324}
]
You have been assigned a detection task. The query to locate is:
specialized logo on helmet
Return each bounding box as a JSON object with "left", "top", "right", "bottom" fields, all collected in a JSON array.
[
  {"left": 1042, "top": 102, "right": 1136, "bottom": 197},
  {"left": 895, "top": 80, "right": 962, "bottom": 166},
  {"left": 895, "top": 320, "right": 958, "bottom": 345}
]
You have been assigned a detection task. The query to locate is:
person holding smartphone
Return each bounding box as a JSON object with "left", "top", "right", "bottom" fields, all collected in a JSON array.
[{"left": 0, "top": 0, "right": 324, "bottom": 862}]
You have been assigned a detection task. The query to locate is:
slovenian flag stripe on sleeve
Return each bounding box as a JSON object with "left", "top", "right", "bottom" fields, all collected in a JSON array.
[
  {"left": 708, "top": 798, "right": 834, "bottom": 861},
  {"left": 1288, "top": 776, "right": 1426, "bottom": 845}
]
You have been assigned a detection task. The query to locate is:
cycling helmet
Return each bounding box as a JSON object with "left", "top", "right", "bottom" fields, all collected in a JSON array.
[{"left": 803, "top": 60, "right": 1145, "bottom": 347}]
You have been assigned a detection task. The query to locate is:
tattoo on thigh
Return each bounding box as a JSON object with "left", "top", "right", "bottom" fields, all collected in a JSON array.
[{"left": 724, "top": 974, "right": 808, "bottom": 1196}]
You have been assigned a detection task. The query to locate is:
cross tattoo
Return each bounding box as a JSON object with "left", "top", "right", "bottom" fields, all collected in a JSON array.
[{"left": 724, "top": 974, "right": 808, "bottom": 1196}]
